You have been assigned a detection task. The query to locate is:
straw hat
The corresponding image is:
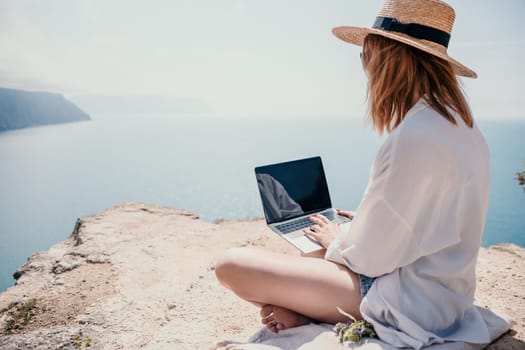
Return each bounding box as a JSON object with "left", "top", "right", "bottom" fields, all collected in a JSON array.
[{"left": 333, "top": 0, "right": 477, "bottom": 78}]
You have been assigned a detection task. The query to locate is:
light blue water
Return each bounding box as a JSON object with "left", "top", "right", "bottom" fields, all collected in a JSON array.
[{"left": 0, "top": 115, "right": 524, "bottom": 292}]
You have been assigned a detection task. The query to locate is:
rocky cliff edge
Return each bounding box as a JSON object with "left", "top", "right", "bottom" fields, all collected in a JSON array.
[{"left": 0, "top": 202, "right": 523, "bottom": 349}]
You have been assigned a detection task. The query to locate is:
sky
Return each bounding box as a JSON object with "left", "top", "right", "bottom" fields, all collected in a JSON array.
[{"left": 0, "top": 0, "right": 524, "bottom": 119}]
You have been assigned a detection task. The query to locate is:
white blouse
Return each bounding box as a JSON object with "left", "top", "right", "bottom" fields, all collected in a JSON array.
[{"left": 325, "top": 99, "right": 491, "bottom": 349}]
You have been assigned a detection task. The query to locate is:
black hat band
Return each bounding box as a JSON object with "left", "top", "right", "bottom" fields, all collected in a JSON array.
[{"left": 373, "top": 16, "right": 451, "bottom": 48}]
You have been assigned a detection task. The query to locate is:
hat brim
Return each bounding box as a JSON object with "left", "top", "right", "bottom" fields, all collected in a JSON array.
[{"left": 333, "top": 26, "right": 477, "bottom": 79}]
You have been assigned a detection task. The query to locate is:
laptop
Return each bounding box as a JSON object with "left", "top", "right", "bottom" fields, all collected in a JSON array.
[{"left": 255, "top": 156, "right": 351, "bottom": 253}]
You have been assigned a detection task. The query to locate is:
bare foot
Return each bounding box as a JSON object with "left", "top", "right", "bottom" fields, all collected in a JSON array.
[{"left": 260, "top": 304, "right": 312, "bottom": 333}]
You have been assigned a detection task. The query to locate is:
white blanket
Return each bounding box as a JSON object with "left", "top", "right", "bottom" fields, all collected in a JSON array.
[{"left": 215, "top": 307, "right": 513, "bottom": 350}]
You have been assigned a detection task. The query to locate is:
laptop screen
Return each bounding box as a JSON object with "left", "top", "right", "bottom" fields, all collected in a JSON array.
[{"left": 255, "top": 156, "right": 332, "bottom": 224}]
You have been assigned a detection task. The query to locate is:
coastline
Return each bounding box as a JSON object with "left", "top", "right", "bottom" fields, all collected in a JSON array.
[
  {"left": 0, "top": 118, "right": 91, "bottom": 134},
  {"left": 0, "top": 202, "right": 523, "bottom": 349}
]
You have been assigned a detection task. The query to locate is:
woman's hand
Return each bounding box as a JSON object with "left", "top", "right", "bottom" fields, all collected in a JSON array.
[
  {"left": 303, "top": 214, "right": 340, "bottom": 249},
  {"left": 336, "top": 209, "right": 355, "bottom": 220}
]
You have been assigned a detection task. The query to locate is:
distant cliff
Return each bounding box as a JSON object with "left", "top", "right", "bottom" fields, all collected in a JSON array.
[{"left": 0, "top": 88, "right": 90, "bottom": 132}]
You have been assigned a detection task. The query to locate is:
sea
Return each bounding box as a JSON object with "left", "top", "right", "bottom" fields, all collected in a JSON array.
[{"left": 0, "top": 115, "right": 524, "bottom": 292}]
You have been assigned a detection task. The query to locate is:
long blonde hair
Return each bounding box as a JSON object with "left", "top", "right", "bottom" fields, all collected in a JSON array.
[{"left": 362, "top": 34, "right": 473, "bottom": 134}]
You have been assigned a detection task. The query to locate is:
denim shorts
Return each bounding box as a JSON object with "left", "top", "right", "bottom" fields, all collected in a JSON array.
[{"left": 359, "top": 275, "right": 376, "bottom": 298}]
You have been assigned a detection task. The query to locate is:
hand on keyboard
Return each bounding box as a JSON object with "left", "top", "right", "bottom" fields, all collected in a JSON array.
[{"left": 303, "top": 213, "right": 340, "bottom": 249}]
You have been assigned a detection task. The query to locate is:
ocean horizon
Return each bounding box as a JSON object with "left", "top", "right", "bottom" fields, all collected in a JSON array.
[{"left": 0, "top": 115, "right": 524, "bottom": 292}]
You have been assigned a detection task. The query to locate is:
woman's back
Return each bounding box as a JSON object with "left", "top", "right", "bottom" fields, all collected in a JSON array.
[{"left": 354, "top": 100, "right": 491, "bottom": 348}]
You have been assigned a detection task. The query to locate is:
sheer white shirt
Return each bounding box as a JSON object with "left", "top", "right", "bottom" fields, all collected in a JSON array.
[{"left": 325, "top": 100, "right": 491, "bottom": 349}]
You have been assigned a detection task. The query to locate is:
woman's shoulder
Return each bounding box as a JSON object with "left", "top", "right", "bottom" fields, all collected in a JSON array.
[
  {"left": 391, "top": 102, "right": 472, "bottom": 152},
  {"left": 375, "top": 100, "right": 488, "bottom": 177},
  {"left": 382, "top": 102, "right": 481, "bottom": 173}
]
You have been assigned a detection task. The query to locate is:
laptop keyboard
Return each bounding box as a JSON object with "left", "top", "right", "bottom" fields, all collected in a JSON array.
[
  {"left": 275, "top": 211, "right": 350, "bottom": 234},
  {"left": 275, "top": 217, "right": 313, "bottom": 234}
]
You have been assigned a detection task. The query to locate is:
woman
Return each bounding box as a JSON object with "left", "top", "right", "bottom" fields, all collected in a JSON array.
[{"left": 214, "top": 0, "right": 491, "bottom": 348}]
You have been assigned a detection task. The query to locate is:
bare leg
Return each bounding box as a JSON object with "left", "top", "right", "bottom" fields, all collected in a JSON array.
[
  {"left": 214, "top": 247, "right": 362, "bottom": 330},
  {"left": 300, "top": 248, "right": 327, "bottom": 259},
  {"left": 259, "top": 249, "right": 327, "bottom": 332}
]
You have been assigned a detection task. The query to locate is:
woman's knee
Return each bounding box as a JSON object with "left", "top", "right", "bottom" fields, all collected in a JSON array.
[{"left": 214, "top": 247, "right": 253, "bottom": 287}]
